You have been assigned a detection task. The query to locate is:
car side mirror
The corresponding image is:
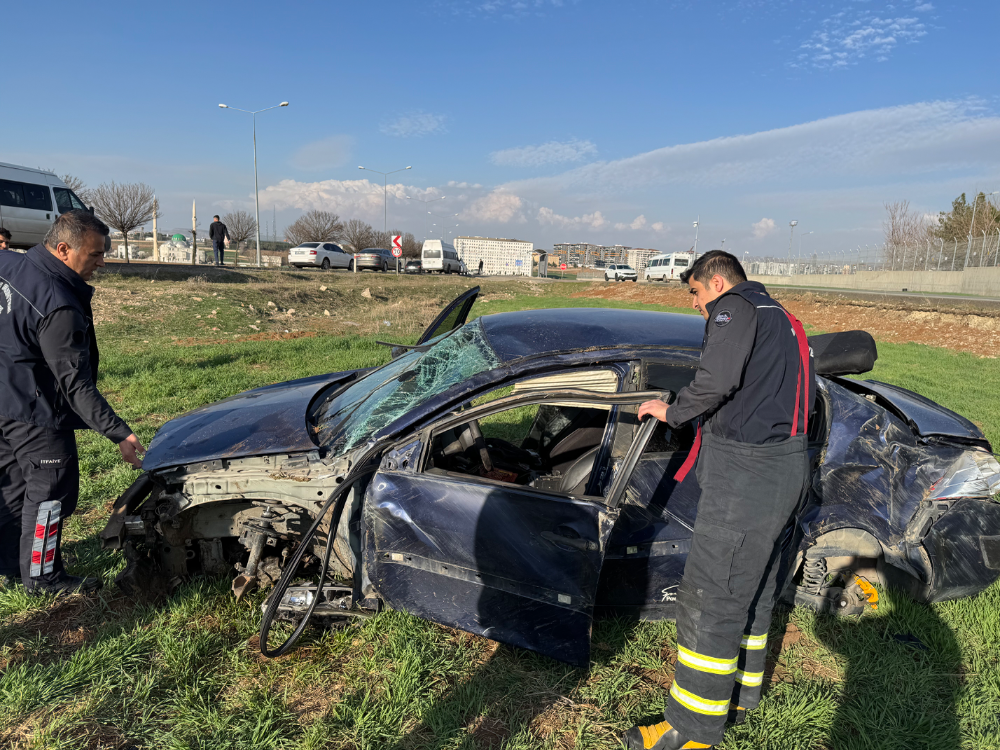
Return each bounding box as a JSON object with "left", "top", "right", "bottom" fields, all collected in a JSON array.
[{"left": 88, "top": 206, "right": 95, "bottom": 214}]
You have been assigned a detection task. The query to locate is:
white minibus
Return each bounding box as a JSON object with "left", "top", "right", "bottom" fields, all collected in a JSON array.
[
  {"left": 644, "top": 251, "right": 699, "bottom": 282},
  {"left": 0, "top": 163, "right": 90, "bottom": 249},
  {"left": 421, "top": 239, "right": 462, "bottom": 274}
]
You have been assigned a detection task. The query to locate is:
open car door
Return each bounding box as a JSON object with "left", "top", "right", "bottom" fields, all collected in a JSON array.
[
  {"left": 364, "top": 388, "right": 665, "bottom": 667},
  {"left": 377, "top": 286, "right": 480, "bottom": 358}
]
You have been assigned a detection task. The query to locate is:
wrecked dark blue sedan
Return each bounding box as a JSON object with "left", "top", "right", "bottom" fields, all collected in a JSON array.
[{"left": 102, "top": 288, "right": 1000, "bottom": 666}]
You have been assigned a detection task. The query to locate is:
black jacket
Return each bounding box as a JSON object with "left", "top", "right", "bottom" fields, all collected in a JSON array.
[
  {"left": 666, "top": 280, "right": 816, "bottom": 444},
  {"left": 209, "top": 221, "right": 229, "bottom": 244},
  {"left": 0, "top": 245, "right": 131, "bottom": 441}
]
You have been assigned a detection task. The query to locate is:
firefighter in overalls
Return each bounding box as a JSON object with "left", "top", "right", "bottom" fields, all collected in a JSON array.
[
  {"left": 0, "top": 211, "right": 144, "bottom": 594},
  {"left": 625, "top": 250, "right": 815, "bottom": 749}
]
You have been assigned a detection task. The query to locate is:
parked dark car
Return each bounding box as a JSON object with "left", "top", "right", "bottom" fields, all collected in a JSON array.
[
  {"left": 404, "top": 259, "right": 422, "bottom": 274},
  {"left": 102, "top": 289, "right": 1000, "bottom": 666},
  {"left": 355, "top": 247, "right": 395, "bottom": 272}
]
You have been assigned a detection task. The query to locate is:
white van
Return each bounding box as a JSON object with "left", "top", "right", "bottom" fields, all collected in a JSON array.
[
  {"left": 0, "top": 163, "right": 90, "bottom": 249},
  {"left": 644, "top": 251, "right": 699, "bottom": 282},
  {"left": 421, "top": 239, "right": 462, "bottom": 274}
]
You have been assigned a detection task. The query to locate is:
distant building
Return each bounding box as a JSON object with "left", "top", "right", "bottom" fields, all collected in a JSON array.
[
  {"left": 553, "top": 242, "right": 632, "bottom": 267},
  {"left": 628, "top": 248, "right": 658, "bottom": 276},
  {"left": 454, "top": 236, "right": 534, "bottom": 276}
]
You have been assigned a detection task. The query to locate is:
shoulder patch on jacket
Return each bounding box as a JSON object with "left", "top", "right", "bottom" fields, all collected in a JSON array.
[{"left": 714, "top": 309, "right": 733, "bottom": 327}]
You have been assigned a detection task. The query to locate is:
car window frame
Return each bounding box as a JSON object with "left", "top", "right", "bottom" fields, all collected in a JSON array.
[{"left": 410, "top": 388, "right": 669, "bottom": 508}]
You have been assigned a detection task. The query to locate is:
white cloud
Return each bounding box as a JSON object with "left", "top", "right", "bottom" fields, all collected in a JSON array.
[
  {"left": 651, "top": 222, "right": 665, "bottom": 232},
  {"left": 490, "top": 139, "right": 597, "bottom": 167},
  {"left": 614, "top": 214, "right": 648, "bottom": 230},
  {"left": 537, "top": 207, "right": 608, "bottom": 230},
  {"left": 751, "top": 217, "right": 777, "bottom": 239},
  {"left": 914, "top": 3, "right": 934, "bottom": 11},
  {"left": 447, "top": 180, "right": 483, "bottom": 189},
  {"left": 503, "top": 100, "right": 1000, "bottom": 197},
  {"left": 459, "top": 190, "right": 525, "bottom": 223},
  {"left": 794, "top": 8, "right": 929, "bottom": 69},
  {"left": 290, "top": 135, "right": 354, "bottom": 170},
  {"left": 258, "top": 177, "right": 438, "bottom": 220},
  {"left": 380, "top": 112, "right": 447, "bottom": 137}
]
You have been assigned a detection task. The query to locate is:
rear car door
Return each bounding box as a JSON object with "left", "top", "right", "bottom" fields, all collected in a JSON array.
[
  {"left": 364, "top": 389, "right": 664, "bottom": 666},
  {"left": 329, "top": 244, "right": 350, "bottom": 268}
]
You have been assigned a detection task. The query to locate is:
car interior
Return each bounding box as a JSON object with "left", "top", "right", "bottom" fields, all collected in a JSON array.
[{"left": 427, "top": 402, "right": 612, "bottom": 496}]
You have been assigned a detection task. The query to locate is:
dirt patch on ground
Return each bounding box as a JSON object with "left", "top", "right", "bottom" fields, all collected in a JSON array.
[
  {"left": 171, "top": 331, "right": 317, "bottom": 346},
  {"left": 571, "top": 283, "right": 1000, "bottom": 357}
]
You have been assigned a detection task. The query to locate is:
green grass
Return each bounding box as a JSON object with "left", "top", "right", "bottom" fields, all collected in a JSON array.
[{"left": 1, "top": 271, "right": 998, "bottom": 749}]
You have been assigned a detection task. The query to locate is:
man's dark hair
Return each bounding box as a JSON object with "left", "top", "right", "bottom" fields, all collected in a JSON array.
[
  {"left": 44, "top": 210, "right": 110, "bottom": 250},
  {"left": 213, "top": 215, "right": 220, "bottom": 220},
  {"left": 680, "top": 250, "right": 747, "bottom": 287},
  {"left": 0, "top": 226, "right": 11, "bottom": 242}
]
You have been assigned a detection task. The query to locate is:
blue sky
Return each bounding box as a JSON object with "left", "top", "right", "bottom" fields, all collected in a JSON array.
[{"left": 5, "top": 0, "right": 999, "bottom": 256}]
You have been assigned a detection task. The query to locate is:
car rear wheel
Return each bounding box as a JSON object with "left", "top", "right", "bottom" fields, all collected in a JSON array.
[
  {"left": 604, "top": 274, "right": 609, "bottom": 281},
  {"left": 321, "top": 258, "right": 330, "bottom": 270},
  {"left": 348, "top": 260, "right": 354, "bottom": 272}
]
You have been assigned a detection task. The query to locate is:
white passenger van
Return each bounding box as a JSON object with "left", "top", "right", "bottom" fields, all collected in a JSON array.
[
  {"left": 0, "top": 163, "right": 90, "bottom": 249},
  {"left": 644, "top": 251, "right": 699, "bottom": 282},
  {"left": 421, "top": 239, "right": 462, "bottom": 274}
]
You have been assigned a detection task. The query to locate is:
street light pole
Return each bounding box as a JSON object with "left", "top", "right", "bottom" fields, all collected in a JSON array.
[
  {"left": 692, "top": 218, "right": 699, "bottom": 254},
  {"left": 359, "top": 165, "right": 412, "bottom": 242},
  {"left": 406, "top": 194, "right": 446, "bottom": 239},
  {"left": 788, "top": 220, "right": 798, "bottom": 274},
  {"left": 218, "top": 102, "right": 289, "bottom": 267}
]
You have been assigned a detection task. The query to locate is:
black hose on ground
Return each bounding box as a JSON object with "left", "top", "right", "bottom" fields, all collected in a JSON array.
[{"left": 259, "top": 441, "right": 386, "bottom": 658}]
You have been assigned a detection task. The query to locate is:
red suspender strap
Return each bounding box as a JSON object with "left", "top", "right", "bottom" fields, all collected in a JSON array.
[
  {"left": 782, "top": 309, "right": 810, "bottom": 436},
  {"left": 674, "top": 421, "right": 702, "bottom": 482}
]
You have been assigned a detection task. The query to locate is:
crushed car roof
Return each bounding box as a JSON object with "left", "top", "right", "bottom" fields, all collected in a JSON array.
[{"left": 478, "top": 308, "right": 706, "bottom": 362}]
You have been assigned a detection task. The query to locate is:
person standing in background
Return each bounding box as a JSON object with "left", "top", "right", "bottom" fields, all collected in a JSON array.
[{"left": 209, "top": 215, "right": 230, "bottom": 266}]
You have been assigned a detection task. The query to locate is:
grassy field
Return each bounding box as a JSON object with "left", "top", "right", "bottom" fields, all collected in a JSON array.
[{"left": 0, "top": 269, "right": 998, "bottom": 749}]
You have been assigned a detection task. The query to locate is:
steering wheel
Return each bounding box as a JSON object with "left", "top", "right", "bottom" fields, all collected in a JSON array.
[{"left": 466, "top": 419, "right": 494, "bottom": 473}]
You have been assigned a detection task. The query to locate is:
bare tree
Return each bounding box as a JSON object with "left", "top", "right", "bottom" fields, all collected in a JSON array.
[
  {"left": 284, "top": 210, "right": 345, "bottom": 247},
  {"left": 343, "top": 218, "right": 375, "bottom": 252},
  {"left": 401, "top": 232, "right": 420, "bottom": 258},
  {"left": 90, "top": 181, "right": 158, "bottom": 264},
  {"left": 371, "top": 229, "right": 391, "bottom": 250},
  {"left": 222, "top": 210, "right": 257, "bottom": 261},
  {"left": 882, "top": 200, "right": 931, "bottom": 268},
  {"left": 400, "top": 231, "right": 420, "bottom": 258},
  {"left": 61, "top": 174, "right": 92, "bottom": 205}
]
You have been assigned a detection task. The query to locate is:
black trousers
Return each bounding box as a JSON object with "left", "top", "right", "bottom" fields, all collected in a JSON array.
[
  {"left": 0, "top": 418, "right": 79, "bottom": 588},
  {"left": 213, "top": 242, "right": 225, "bottom": 265},
  {"left": 664, "top": 432, "right": 810, "bottom": 746}
]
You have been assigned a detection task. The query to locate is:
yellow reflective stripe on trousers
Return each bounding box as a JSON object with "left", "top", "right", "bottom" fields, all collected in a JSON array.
[
  {"left": 735, "top": 669, "right": 764, "bottom": 686},
  {"left": 669, "top": 682, "right": 731, "bottom": 716},
  {"left": 677, "top": 645, "right": 737, "bottom": 675},
  {"left": 740, "top": 633, "right": 768, "bottom": 650}
]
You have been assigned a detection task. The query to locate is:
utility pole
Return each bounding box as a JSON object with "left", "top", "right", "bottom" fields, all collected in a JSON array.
[{"left": 693, "top": 218, "right": 700, "bottom": 254}]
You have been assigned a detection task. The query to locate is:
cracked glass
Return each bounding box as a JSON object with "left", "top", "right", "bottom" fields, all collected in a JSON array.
[{"left": 314, "top": 322, "right": 501, "bottom": 453}]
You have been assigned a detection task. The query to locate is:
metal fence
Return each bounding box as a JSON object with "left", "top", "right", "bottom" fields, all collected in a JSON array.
[{"left": 748, "top": 234, "right": 1000, "bottom": 275}]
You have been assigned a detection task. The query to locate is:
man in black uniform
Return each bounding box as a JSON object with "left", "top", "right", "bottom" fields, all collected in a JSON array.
[
  {"left": 0, "top": 210, "right": 145, "bottom": 594},
  {"left": 209, "top": 215, "right": 229, "bottom": 266},
  {"left": 624, "top": 251, "right": 815, "bottom": 749}
]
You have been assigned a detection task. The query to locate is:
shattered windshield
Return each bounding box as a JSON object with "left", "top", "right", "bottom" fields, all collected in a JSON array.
[{"left": 313, "top": 321, "right": 501, "bottom": 453}]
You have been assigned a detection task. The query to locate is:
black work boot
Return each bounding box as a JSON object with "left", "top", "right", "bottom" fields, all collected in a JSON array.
[
  {"left": 727, "top": 704, "right": 747, "bottom": 725},
  {"left": 621, "top": 720, "right": 713, "bottom": 749},
  {"left": 28, "top": 575, "right": 102, "bottom": 596}
]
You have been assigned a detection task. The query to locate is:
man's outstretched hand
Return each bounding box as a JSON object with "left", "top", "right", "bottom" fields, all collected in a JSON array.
[
  {"left": 119, "top": 433, "right": 146, "bottom": 469},
  {"left": 638, "top": 399, "right": 670, "bottom": 423}
]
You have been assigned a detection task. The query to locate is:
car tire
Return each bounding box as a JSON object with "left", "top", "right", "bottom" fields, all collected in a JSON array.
[
  {"left": 348, "top": 260, "right": 354, "bottom": 272},
  {"left": 321, "top": 258, "right": 330, "bottom": 271},
  {"left": 604, "top": 274, "right": 609, "bottom": 282}
]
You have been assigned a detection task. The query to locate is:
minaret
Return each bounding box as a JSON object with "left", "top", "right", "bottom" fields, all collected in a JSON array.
[
  {"left": 152, "top": 198, "right": 159, "bottom": 262},
  {"left": 192, "top": 199, "right": 197, "bottom": 265}
]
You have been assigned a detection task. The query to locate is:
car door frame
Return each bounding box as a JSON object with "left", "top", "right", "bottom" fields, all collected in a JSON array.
[{"left": 363, "top": 388, "right": 666, "bottom": 666}]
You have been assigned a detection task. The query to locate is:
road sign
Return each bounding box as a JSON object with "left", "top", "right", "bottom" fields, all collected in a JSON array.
[
  {"left": 391, "top": 235, "right": 402, "bottom": 257},
  {"left": 560, "top": 263, "right": 567, "bottom": 270}
]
